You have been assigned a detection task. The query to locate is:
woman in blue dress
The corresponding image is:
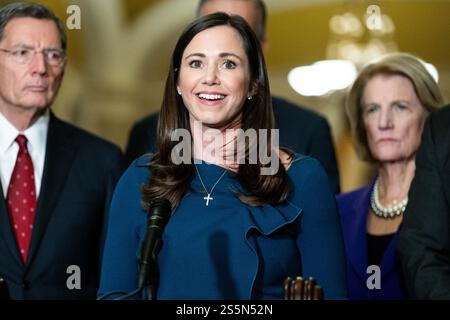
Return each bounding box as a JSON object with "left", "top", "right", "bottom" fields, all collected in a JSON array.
[{"left": 98, "top": 13, "right": 347, "bottom": 300}]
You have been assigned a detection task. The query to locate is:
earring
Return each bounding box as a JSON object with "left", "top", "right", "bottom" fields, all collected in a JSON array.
[
  {"left": 247, "top": 95, "right": 253, "bottom": 100},
  {"left": 177, "top": 88, "right": 182, "bottom": 95}
]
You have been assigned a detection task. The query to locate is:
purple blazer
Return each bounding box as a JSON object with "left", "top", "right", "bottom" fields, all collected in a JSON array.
[{"left": 336, "top": 180, "right": 406, "bottom": 300}]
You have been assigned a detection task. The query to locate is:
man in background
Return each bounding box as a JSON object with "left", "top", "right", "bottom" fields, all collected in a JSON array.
[
  {"left": 125, "top": 0, "right": 340, "bottom": 194},
  {"left": 0, "top": 3, "right": 123, "bottom": 299},
  {"left": 398, "top": 104, "right": 450, "bottom": 299}
]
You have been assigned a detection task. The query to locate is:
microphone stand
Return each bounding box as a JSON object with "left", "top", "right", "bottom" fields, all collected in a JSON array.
[
  {"left": 142, "top": 257, "right": 160, "bottom": 300},
  {"left": 113, "top": 255, "right": 161, "bottom": 300},
  {"left": 100, "top": 198, "right": 171, "bottom": 301}
]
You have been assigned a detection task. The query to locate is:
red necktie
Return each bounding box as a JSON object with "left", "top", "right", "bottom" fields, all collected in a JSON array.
[{"left": 7, "top": 135, "right": 37, "bottom": 263}]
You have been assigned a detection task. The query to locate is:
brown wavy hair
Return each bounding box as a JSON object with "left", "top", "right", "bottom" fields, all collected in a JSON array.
[{"left": 142, "top": 13, "right": 292, "bottom": 211}]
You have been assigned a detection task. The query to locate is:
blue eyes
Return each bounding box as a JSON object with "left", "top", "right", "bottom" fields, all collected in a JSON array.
[
  {"left": 223, "top": 60, "right": 236, "bottom": 69},
  {"left": 365, "top": 103, "right": 408, "bottom": 114},
  {"left": 366, "top": 106, "right": 378, "bottom": 113},
  {"left": 188, "top": 60, "right": 237, "bottom": 69},
  {"left": 189, "top": 60, "right": 202, "bottom": 68}
]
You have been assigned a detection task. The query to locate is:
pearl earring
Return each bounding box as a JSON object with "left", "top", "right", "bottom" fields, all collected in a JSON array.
[{"left": 247, "top": 95, "right": 253, "bottom": 100}]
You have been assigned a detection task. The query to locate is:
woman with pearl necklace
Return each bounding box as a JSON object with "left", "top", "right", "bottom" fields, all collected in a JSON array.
[{"left": 337, "top": 53, "right": 445, "bottom": 300}]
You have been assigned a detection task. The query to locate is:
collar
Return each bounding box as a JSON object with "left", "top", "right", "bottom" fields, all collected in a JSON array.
[{"left": 0, "top": 109, "right": 50, "bottom": 154}]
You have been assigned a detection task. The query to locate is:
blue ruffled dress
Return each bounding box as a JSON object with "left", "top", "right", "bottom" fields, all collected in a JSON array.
[{"left": 98, "top": 154, "right": 347, "bottom": 299}]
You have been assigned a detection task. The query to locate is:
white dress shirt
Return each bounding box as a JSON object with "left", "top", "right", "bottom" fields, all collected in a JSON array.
[{"left": 0, "top": 110, "right": 49, "bottom": 198}]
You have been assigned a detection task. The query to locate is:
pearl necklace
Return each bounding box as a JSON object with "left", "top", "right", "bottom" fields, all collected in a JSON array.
[{"left": 370, "top": 178, "right": 408, "bottom": 219}]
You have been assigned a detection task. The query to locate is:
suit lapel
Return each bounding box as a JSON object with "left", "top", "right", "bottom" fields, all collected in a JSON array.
[
  {"left": 26, "top": 114, "right": 79, "bottom": 266},
  {"left": 343, "top": 179, "right": 401, "bottom": 281},
  {"left": 342, "top": 183, "right": 374, "bottom": 282},
  {"left": 0, "top": 186, "right": 23, "bottom": 266},
  {"left": 380, "top": 232, "right": 399, "bottom": 277},
  {"left": 442, "top": 143, "right": 450, "bottom": 205}
]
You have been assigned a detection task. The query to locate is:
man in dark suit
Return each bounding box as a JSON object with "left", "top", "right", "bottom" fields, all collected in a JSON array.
[
  {"left": 397, "top": 104, "right": 450, "bottom": 299},
  {"left": 125, "top": 0, "right": 340, "bottom": 193},
  {"left": 0, "top": 3, "right": 123, "bottom": 299}
]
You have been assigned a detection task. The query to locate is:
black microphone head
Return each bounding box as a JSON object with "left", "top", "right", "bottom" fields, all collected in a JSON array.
[
  {"left": 138, "top": 198, "right": 172, "bottom": 290},
  {"left": 148, "top": 198, "right": 171, "bottom": 229}
]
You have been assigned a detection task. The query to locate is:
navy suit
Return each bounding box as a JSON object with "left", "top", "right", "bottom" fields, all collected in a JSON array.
[
  {"left": 0, "top": 114, "right": 124, "bottom": 299},
  {"left": 398, "top": 105, "right": 450, "bottom": 299},
  {"left": 125, "top": 96, "right": 340, "bottom": 193},
  {"left": 337, "top": 181, "right": 406, "bottom": 299}
]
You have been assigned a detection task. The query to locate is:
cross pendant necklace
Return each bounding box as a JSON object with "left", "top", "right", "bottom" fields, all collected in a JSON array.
[
  {"left": 204, "top": 194, "right": 213, "bottom": 206},
  {"left": 194, "top": 164, "right": 228, "bottom": 206}
]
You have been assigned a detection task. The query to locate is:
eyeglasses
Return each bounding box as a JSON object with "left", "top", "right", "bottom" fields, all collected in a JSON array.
[{"left": 0, "top": 47, "right": 66, "bottom": 67}]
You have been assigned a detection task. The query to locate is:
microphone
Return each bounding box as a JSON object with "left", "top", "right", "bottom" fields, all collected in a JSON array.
[
  {"left": 138, "top": 198, "right": 172, "bottom": 298},
  {"left": 98, "top": 198, "right": 172, "bottom": 300}
]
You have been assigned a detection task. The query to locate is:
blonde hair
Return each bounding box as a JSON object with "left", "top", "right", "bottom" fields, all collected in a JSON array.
[{"left": 346, "top": 52, "right": 445, "bottom": 162}]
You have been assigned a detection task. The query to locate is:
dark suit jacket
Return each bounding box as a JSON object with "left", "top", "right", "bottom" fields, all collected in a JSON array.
[
  {"left": 397, "top": 105, "right": 450, "bottom": 299},
  {"left": 125, "top": 96, "right": 340, "bottom": 193},
  {"left": 0, "top": 114, "right": 124, "bottom": 299},
  {"left": 337, "top": 182, "right": 406, "bottom": 300}
]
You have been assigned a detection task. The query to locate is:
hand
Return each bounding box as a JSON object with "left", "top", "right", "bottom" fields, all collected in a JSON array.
[{"left": 284, "top": 276, "right": 323, "bottom": 300}]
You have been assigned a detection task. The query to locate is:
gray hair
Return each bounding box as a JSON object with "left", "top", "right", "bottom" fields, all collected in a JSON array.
[{"left": 0, "top": 2, "right": 67, "bottom": 51}]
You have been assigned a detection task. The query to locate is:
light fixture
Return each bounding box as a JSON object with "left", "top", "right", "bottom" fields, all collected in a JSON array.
[
  {"left": 288, "top": 3, "right": 438, "bottom": 97},
  {"left": 288, "top": 60, "right": 357, "bottom": 96},
  {"left": 326, "top": 4, "right": 398, "bottom": 67}
]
